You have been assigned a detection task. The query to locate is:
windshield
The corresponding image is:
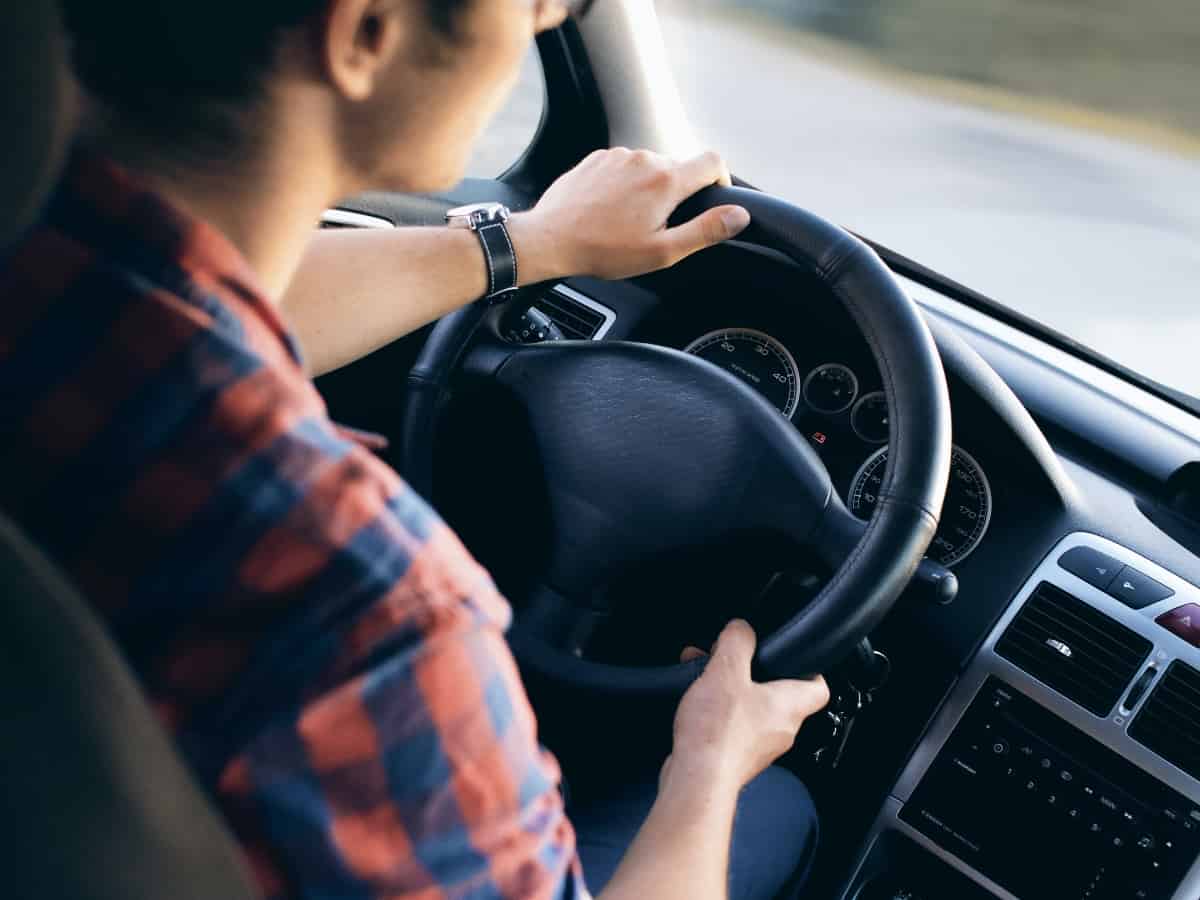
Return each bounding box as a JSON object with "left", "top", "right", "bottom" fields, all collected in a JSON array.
[{"left": 658, "top": 0, "right": 1200, "bottom": 400}]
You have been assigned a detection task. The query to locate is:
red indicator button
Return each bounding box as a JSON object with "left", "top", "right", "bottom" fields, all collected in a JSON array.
[{"left": 1156, "top": 604, "right": 1200, "bottom": 647}]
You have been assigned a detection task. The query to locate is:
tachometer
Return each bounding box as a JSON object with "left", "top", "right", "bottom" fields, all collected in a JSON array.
[
  {"left": 848, "top": 445, "right": 993, "bottom": 567},
  {"left": 685, "top": 328, "right": 801, "bottom": 417}
]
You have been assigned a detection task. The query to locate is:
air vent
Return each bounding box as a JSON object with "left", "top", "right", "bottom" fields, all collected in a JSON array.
[
  {"left": 996, "top": 581, "right": 1152, "bottom": 716},
  {"left": 1130, "top": 661, "right": 1200, "bottom": 780},
  {"left": 530, "top": 287, "right": 615, "bottom": 341}
]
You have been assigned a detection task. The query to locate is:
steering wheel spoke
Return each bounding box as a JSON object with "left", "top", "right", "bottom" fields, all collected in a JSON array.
[{"left": 516, "top": 582, "right": 606, "bottom": 657}]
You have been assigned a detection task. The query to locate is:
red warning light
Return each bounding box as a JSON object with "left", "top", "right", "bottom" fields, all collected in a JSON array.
[{"left": 811, "top": 432, "right": 828, "bottom": 445}]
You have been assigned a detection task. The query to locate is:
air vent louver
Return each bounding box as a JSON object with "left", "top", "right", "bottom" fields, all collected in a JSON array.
[
  {"left": 532, "top": 290, "right": 608, "bottom": 340},
  {"left": 996, "top": 581, "right": 1152, "bottom": 716},
  {"left": 1130, "top": 661, "right": 1200, "bottom": 780}
]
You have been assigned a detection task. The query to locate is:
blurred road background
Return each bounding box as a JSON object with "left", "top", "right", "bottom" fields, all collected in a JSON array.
[{"left": 475, "top": 1, "right": 1200, "bottom": 397}]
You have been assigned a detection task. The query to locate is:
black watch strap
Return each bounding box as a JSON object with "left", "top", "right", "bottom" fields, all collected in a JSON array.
[{"left": 476, "top": 220, "right": 518, "bottom": 304}]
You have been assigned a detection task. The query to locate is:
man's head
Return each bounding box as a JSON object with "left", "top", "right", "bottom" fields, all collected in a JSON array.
[{"left": 62, "top": 0, "right": 573, "bottom": 194}]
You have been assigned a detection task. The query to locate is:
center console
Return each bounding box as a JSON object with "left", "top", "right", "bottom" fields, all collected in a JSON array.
[{"left": 843, "top": 534, "right": 1200, "bottom": 900}]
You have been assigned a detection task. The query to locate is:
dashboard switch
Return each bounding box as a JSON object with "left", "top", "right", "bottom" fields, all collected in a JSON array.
[
  {"left": 1122, "top": 665, "right": 1158, "bottom": 711},
  {"left": 1058, "top": 546, "right": 1121, "bottom": 590},
  {"left": 1106, "top": 566, "right": 1174, "bottom": 609},
  {"left": 1156, "top": 604, "right": 1200, "bottom": 647}
]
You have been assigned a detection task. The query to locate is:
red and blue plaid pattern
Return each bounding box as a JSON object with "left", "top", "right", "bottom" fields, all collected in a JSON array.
[{"left": 0, "top": 151, "right": 586, "bottom": 899}]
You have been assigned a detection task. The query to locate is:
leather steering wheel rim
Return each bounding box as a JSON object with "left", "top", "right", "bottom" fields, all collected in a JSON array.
[{"left": 401, "top": 185, "right": 952, "bottom": 692}]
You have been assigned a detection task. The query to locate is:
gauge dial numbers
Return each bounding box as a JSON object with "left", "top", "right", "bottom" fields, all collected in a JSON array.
[
  {"left": 684, "top": 328, "right": 801, "bottom": 417},
  {"left": 848, "top": 445, "right": 993, "bottom": 568},
  {"left": 803, "top": 363, "right": 859, "bottom": 415}
]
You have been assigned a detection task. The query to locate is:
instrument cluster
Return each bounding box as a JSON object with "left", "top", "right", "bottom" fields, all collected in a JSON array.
[{"left": 685, "top": 327, "right": 993, "bottom": 568}]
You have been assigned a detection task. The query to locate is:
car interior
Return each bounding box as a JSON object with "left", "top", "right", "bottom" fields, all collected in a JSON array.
[{"left": 7, "top": 3, "right": 1200, "bottom": 900}]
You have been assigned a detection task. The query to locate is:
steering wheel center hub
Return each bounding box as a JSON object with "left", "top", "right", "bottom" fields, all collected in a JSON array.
[{"left": 491, "top": 340, "right": 835, "bottom": 595}]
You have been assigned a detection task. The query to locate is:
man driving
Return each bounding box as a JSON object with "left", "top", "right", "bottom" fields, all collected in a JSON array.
[{"left": 0, "top": 1, "right": 829, "bottom": 897}]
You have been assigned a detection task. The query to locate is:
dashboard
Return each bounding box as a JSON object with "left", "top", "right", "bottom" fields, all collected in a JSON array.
[
  {"left": 473, "top": 238, "right": 1200, "bottom": 898},
  {"left": 492, "top": 261, "right": 1200, "bottom": 899},
  {"left": 322, "top": 190, "right": 1200, "bottom": 900}
]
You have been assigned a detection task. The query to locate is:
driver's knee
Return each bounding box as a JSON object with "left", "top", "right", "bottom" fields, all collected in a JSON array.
[
  {"left": 729, "top": 766, "right": 819, "bottom": 900},
  {"left": 574, "top": 765, "right": 818, "bottom": 899}
]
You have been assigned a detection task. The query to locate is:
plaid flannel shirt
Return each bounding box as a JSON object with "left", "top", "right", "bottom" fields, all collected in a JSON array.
[{"left": 0, "top": 150, "right": 586, "bottom": 900}]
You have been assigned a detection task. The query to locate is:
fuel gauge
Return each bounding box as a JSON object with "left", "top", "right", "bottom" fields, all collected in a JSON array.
[{"left": 802, "top": 363, "right": 859, "bottom": 415}]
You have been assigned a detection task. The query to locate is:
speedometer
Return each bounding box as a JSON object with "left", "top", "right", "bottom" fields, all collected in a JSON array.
[
  {"left": 685, "top": 328, "right": 801, "bottom": 417},
  {"left": 848, "top": 445, "right": 993, "bottom": 567}
]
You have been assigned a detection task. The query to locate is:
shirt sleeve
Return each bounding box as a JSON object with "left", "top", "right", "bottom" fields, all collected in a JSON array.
[
  {"left": 204, "top": 425, "right": 589, "bottom": 899},
  {"left": 132, "top": 311, "right": 588, "bottom": 898}
]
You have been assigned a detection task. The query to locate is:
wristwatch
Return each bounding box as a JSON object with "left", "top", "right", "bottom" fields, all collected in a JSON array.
[{"left": 445, "top": 202, "right": 519, "bottom": 304}]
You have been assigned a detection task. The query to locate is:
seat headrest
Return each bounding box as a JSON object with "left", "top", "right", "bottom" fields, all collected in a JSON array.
[
  {"left": 1, "top": 0, "right": 73, "bottom": 247},
  {"left": 0, "top": 509, "right": 261, "bottom": 900}
]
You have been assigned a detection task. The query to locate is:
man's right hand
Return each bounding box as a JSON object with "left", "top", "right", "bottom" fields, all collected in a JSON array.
[
  {"left": 596, "top": 620, "right": 827, "bottom": 900},
  {"left": 667, "top": 619, "right": 830, "bottom": 793}
]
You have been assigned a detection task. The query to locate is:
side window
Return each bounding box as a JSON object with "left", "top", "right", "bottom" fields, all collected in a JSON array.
[{"left": 465, "top": 47, "right": 546, "bottom": 178}]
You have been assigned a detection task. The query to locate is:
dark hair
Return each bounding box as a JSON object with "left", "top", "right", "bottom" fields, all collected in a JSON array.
[{"left": 62, "top": 0, "right": 469, "bottom": 149}]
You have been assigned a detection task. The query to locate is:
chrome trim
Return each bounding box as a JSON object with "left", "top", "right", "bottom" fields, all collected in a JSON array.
[
  {"left": 858, "top": 532, "right": 1200, "bottom": 899},
  {"left": 893, "top": 532, "right": 1200, "bottom": 806},
  {"left": 319, "top": 209, "right": 396, "bottom": 230},
  {"left": 548, "top": 284, "right": 617, "bottom": 341}
]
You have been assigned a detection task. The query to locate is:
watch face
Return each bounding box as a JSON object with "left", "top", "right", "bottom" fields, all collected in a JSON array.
[{"left": 446, "top": 202, "right": 510, "bottom": 225}]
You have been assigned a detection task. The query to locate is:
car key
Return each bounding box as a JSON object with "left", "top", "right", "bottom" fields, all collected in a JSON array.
[
  {"left": 814, "top": 685, "right": 863, "bottom": 769},
  {"left": 813, "top": 643, "right": 890, "bottom": 769}
]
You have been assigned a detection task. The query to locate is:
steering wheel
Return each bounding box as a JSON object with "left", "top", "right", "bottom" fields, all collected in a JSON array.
[{"left": 401, "top": 186, "right": 952, "bottom": 693}]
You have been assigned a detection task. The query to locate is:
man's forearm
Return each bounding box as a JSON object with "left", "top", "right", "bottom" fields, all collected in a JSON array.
[
  {"left": 283, "top": 149, "right": 751, "bottom": 377},
  {"left": 282, "top": 216, "right": 562, "bottom": 376},
  {"left": 597, "top": 761, "right": 739, "bottom": 900}
]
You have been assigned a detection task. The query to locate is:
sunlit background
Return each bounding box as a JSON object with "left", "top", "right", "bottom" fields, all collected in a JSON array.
[{"left": 474, "top": 0, "right": 1200, "bottom": 399}]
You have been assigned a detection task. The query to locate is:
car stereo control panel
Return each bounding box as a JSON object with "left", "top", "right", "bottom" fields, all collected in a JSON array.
[
  {"left": 901, "top": 677, "right": 1200, "bottom": 897},
  {"left": 845, "top": 533, "right": 1200, "bottom": 900}
]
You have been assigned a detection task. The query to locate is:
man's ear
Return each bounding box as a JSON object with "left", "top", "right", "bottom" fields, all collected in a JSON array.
[{"left": 322, "top": 0, "right": 407, "bottom": 101}]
